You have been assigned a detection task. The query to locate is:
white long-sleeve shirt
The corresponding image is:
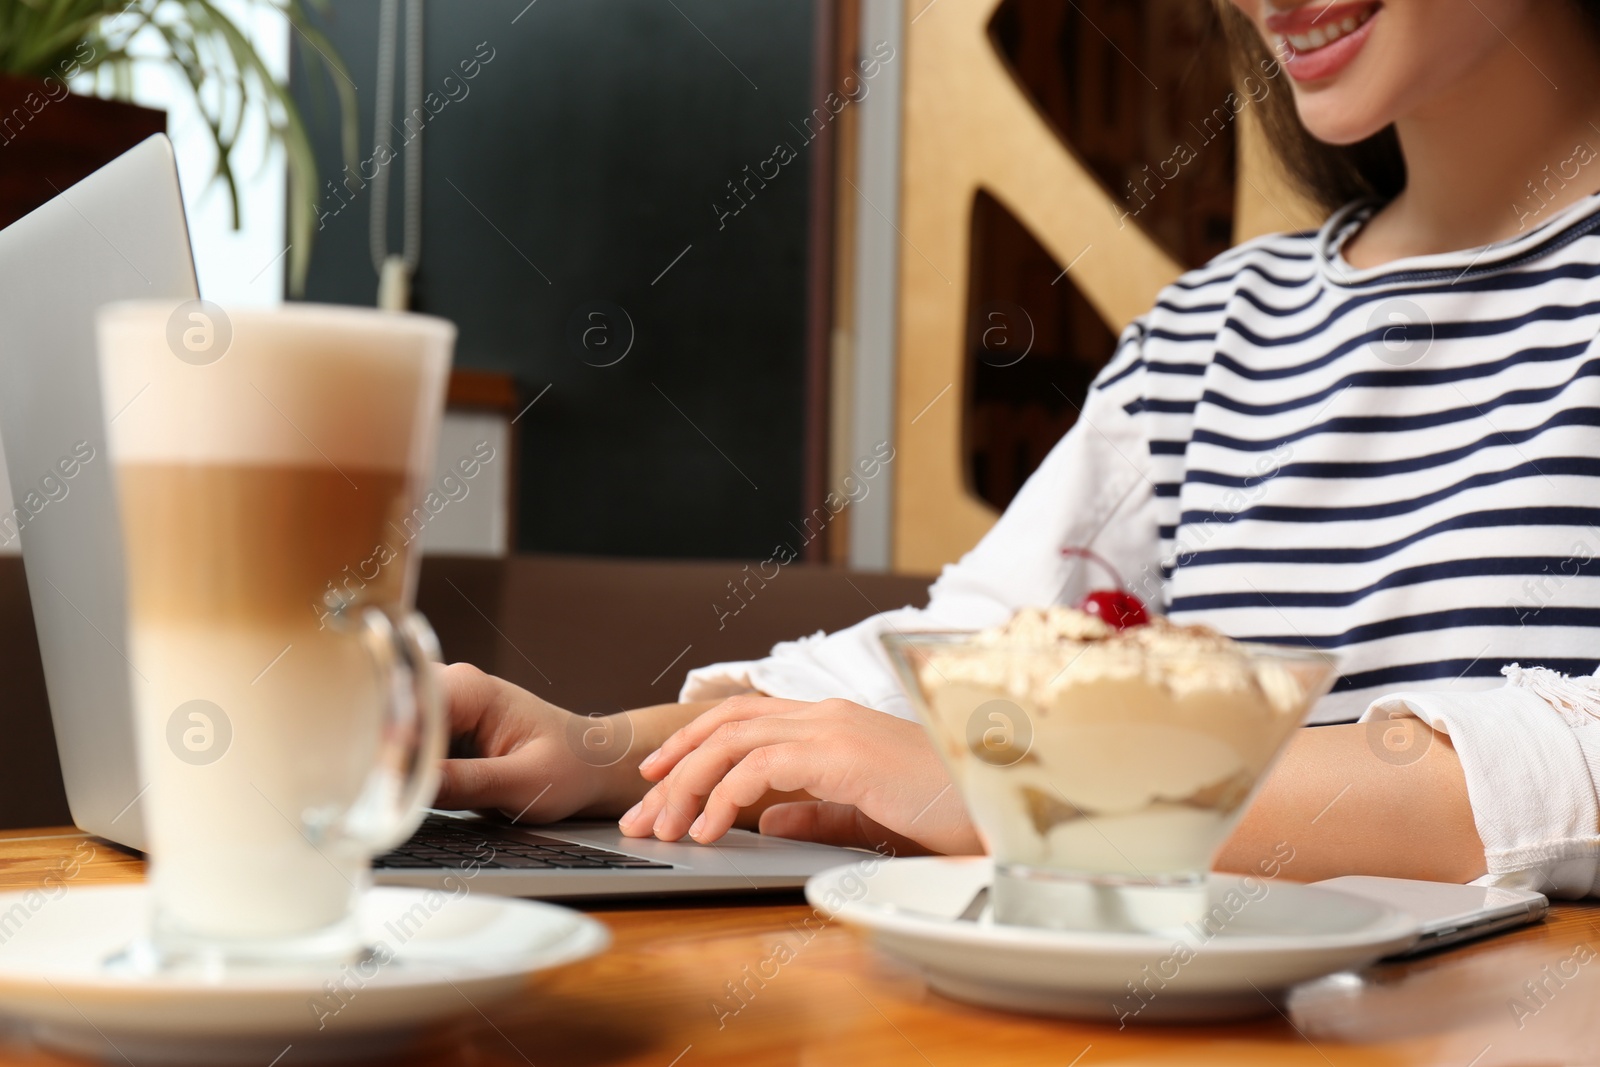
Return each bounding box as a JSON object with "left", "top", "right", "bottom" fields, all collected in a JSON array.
[{"left": 683, "top": 195, "right": 1600, "bottom": 898}]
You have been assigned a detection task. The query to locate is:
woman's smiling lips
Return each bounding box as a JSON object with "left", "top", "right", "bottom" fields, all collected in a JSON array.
[{"left": 1266, "top": 1, "right": 1383, "bottom": 82}]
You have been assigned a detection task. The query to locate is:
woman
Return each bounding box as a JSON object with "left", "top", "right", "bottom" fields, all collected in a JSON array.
[{"left": 438, "top": 0, "right": 1600, "bottom": 895}]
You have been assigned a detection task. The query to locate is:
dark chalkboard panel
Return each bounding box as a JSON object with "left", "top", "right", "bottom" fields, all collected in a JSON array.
[{"left": 291, "top": 0, "right": 822, "bottom": 558}]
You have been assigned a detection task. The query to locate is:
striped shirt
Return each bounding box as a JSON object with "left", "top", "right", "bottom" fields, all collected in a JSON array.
[
  {"left": 1100, "top": 194, "right": 1600, "bottom": 721},
  {"left": 685, "top": 193, "right": 1600, "bottom": 727}
]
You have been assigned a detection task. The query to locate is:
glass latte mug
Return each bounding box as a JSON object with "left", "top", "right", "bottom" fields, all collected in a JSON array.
[{"left": 97, "top": 301, "right": 453, "bottom": 965}]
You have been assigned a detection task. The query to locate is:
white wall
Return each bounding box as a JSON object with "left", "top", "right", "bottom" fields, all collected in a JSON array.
[
  {"left": 138, "top": 0, "right": 292, "bottom": 309},
  {"left": 420, "top": 414, "right": 512, "bottom": 557}
]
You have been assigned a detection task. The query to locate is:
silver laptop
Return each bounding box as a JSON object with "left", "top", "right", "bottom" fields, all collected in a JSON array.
[{"left": 0, "top": 136, "right": 861, "bottom": 897}]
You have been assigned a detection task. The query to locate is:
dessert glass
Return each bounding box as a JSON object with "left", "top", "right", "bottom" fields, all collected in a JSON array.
[{"left": 882, "top": 624, "right": 1337, "bottom": 934}]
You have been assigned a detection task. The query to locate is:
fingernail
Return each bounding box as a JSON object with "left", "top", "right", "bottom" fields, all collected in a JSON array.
[
  {"left": 619, "top": 801, "right": 642, "bottom": 829},
  {"left": 689, "top": 814, "right": 705, "bottom": 839},
  {"left": 638, "top": 748, "right": 662, "bottom": 772}
]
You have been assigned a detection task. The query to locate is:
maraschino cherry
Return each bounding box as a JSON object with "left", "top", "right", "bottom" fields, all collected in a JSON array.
[
  {"left": 1076, "top": 588, "right": 1149, "bottom": 630},
  {"left": 1060, "top": 547, "right": 1149, "bottom": 630}
]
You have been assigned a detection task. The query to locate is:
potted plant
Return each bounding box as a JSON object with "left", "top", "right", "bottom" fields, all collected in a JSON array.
[{"left": 0, "top": 0, "right": 355, "bottom": 293}]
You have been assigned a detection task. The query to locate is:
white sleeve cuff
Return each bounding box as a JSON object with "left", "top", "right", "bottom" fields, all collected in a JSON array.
[
  {"left": 678, "top": 661, "right": 762, "bottom": 703},
  {"left": 1361, "top": 686, "right": 1600, "bottom": 898},
  {"left": 678, "top": 611, "right": 929, "bottom": 722}
]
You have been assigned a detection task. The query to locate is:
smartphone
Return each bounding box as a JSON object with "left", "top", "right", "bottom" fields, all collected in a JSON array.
[{"left": 1312, "top": 875, "right": 1548, "bottom": 957}]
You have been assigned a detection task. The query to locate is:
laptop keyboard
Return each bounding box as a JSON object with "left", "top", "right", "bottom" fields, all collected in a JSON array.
[{"left": 375, "top": 813, "right": 674, "bottom": 871}]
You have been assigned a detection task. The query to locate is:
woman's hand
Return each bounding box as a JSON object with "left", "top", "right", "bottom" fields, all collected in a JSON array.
[
  {"left": 432, "top": 663, "right": 609, "bottom": 822},
  {"left": 617, "top": 695, "right": 983, "bottom": 855},
  {"left": 433, "top": 662, "right": 711, "bottom": 823}
]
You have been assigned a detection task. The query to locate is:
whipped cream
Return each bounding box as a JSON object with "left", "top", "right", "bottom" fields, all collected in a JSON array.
[{"left": 941, "top": 606, "right": 1303, "bottom": 714}]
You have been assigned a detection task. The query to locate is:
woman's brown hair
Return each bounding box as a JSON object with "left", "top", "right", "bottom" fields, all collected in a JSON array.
[{"left": 1214, "top": 2, "right": 1600, "bottom": 214}]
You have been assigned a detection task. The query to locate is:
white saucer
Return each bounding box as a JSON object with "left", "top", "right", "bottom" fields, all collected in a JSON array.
[
  {"left": 806, "top": 857, "right": 1419, "bottom": 1023},
  {"left": 0, "top": 885, "right": 609, "bottom": 1064}
]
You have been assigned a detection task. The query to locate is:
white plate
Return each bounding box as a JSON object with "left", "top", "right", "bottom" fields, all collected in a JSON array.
[
  {"left": 806, "top": 857, "right": 1419, "bottom": 1023},
  {"left": 0, "top": 885, "right": 609, "bottom": 1064}
]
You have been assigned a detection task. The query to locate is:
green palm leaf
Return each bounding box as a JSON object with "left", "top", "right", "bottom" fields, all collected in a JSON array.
[{"left": 0, "top": 0, "right": 356, "bottom": 296}]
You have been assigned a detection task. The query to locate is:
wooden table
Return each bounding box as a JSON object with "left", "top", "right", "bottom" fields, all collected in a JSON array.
[{"left": 1, "top": 829, "right": 1596, "bottom": 1065}]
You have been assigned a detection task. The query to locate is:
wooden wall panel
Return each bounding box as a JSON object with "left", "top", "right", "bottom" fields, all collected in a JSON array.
[
  {"left": 889, "top": 0, "right": 1319, "bottom": 574},
  {"left": 892, "top": 0, "right": 1181, "bottom": 574}
]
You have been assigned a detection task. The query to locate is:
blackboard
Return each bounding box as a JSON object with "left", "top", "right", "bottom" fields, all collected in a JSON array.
[{"left": 291, "top": 0, "right": 822, "bottom": 558}]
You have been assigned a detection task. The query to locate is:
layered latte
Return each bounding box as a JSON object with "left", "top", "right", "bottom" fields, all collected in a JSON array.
[{"left": 98, "top": 302, "right": 450, "bottom": 948}]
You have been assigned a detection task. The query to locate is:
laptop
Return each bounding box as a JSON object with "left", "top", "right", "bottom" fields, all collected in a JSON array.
[{"left": 0, "top": 135, "right": 861, "bottom": 897}]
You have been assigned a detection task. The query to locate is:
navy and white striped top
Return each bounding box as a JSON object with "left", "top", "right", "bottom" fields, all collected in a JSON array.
[
  {"left": 685, "top": 193, "right": 1600, "bottom": 727},
  {"left": 1097, "top": 194, "right": 1600, "bottom": 721}
]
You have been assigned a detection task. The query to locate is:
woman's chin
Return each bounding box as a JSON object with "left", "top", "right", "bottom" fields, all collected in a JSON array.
[{"left": 1291, "top": 97, "right": 1395, "bottom": 148}]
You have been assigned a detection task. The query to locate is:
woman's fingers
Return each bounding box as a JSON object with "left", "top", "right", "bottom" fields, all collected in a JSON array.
[
  {"left": 621, "top": 697, "right": 982, "bottom": 855},
  {"left": 433, "top": 668, "right": 598, "bottom": 822},
  {"left": 685, "top": 722, "right": 982, "bottom": 854},
  {"left": 637, "top": 695, "right": 809, "bottom": 782},
  {"left": 438, "top": 662, "right": 501, "bottom": 738},
  {"left": 690, "top": 742, "right": 824, "bottom": 842},
  {"left": 624, "top": 717, "right": 815, "bottom": 840},
  {"left": 437, "top": 661, "right": 542, "bottom": 758},
  {"left": 757, "top": 801, "right": 933, "bottom": 856},
  {"left": 435, "top": 751, "right": 551, "bottom": 816}
]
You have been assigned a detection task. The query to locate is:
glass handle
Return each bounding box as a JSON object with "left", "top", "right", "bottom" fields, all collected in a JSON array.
[{"left": 339, "top": 605, "right": 447, "bottom": 853}]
